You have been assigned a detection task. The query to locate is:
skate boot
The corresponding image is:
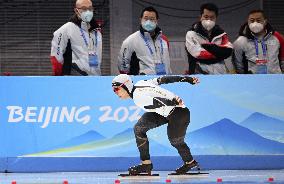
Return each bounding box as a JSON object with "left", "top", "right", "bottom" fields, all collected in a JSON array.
[
  {"left": 128, "top": 163, "right": 153, "bottom": 175},
  {"left": 175, "top": 160, "right": 200, "bottom": 174}
]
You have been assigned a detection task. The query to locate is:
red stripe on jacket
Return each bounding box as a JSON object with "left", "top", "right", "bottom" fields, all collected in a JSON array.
[
  {"left": 50, "top": 56, "right": 63, "bottom": 76},
  {"left": 161, "top": 34, "right": 169, "bottom": 48},
  {"left": 274, "top": 31, "right": 284, "bottom": 61}
]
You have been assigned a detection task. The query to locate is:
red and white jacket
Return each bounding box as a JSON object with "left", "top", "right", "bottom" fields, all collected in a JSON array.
[{"left": 186, "top": 22, "right": 233, "bottom": 74}]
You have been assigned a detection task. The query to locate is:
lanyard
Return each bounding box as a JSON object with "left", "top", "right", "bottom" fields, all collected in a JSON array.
[
  {"left": 80, "top": 28, "right": 98, "bottom": 48},
  {"left": 159, "top": 38, "right": 164, "bottom": 56},
  {"left": 140, "top": 33, "right": 164, "bottom": 58},
  {"left": 254, "top": 38, "right": 267, "bottom": 58}
]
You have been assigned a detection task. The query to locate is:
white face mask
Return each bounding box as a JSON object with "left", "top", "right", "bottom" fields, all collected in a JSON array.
[
  {"left": 249, "top": 22, "right": 264, "bottom": 34},
  {"left": 142, "top": 20, "right": 157, "bottom": 32},
  {"left": 79, "top": 10, "right": 93, "bottom": 23},
  {"left": 201, "top": 20, "right": 215, "bottom": 31}
]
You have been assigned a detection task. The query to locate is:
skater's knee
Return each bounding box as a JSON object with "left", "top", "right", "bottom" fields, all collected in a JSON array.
[
  {"left": 134, "top": 124, "right": 142, "bottom": 135},
  {"left": 134, "top": 122, "right": 148, "bottom": 136},
  {"left": 169, "top": 136, "right": 185, "bottom": 147}
]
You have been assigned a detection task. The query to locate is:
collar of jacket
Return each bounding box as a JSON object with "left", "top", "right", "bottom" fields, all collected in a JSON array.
[
  {"left": 69, "top": 14, "right": 99, "bottom": 32},
  {"left": 139, "top": 25, "right": 162, "bottom": 40},
  {"left": 238, "top": 22, "right": 275, "bottom": 40},
  {"left": 191, "top": 21, "right": 225, "bottom": 41}
]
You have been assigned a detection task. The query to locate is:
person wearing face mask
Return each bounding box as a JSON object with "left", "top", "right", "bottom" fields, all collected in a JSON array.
[
  {"left": 50, "top": 0, "right": 102, "bottom": 76},
  {"left": 185, "top": 3, "right": 233, "bottom": 74},
  {"left": 233, "top": 10, "right": 284, "bottom": 74},
  {"left": 118, "top": 6, "right": 172, "bottom": 75}
]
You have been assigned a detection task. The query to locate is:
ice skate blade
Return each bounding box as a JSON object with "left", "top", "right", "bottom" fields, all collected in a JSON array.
[
  {"left": 168, "top": 172, "right": 209, "bottom": 178},
  {"left": 118, "top": 173, "right": 160, "bottom": 180}
]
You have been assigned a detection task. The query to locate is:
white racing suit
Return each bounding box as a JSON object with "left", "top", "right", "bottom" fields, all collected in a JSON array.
[{"left": 131, "top": 76, "right": 195, "bottom": 162}]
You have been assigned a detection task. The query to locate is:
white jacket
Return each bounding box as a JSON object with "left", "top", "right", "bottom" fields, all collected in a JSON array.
[
  {"left": 50, "top": 16, "right": 102, "bottom": 75},
  {"left": 118, "top": 27, "right": 172, "bottom": 75}
]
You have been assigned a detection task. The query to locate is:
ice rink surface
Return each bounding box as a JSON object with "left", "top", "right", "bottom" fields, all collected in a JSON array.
[{"left": 1, "top": 170, "right": 284, "bottom": 184}]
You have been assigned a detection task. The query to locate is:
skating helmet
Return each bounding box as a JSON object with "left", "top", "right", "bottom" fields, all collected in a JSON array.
[{"left": 112, "top": 74, "right": 133, "bottom": 94}]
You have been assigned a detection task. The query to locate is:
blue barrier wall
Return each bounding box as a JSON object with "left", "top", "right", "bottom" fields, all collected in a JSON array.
[{"left": 0, "top": 75, "right": 284, "bottom": 172}]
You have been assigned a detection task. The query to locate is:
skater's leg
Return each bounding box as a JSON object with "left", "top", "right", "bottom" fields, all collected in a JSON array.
[
  {"left": 167, "top": 107, "right": 193, "bottom": 162},
  {"left": 167, "top": 107, "right": 200, "bottom": 174},
  {"left": 134, "top": 112, "right": 167, "bottom": 161},
  {"left": 129, "top": 112, "right": 167, "bottom": 175}
]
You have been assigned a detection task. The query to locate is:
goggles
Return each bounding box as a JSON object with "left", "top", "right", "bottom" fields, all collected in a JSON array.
[
  {"left": 112, "top": 80, "right": 129, "bottom": 93},
  {"left": 113, "top": 86, "right": 121, "bottom": 93}
]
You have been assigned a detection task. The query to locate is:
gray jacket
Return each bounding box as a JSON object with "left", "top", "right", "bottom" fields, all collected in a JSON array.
[{"left": 233, "top": 23, "right": 284, "bottom": 74}]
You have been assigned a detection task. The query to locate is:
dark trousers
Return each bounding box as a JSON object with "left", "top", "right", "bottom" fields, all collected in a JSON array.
[{"left": 134, "top": 107, "right": 193, "bottom": 163}]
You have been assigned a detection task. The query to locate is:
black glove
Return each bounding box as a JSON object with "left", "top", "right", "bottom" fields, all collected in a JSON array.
[
  {"left": 158, "top": 76, "right": 196, "bottom": 85},
  {"left": 180, "top": 76, "right": 195, "bottom": 84}
]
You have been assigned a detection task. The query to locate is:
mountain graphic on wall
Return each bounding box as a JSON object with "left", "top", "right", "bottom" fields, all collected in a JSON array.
[
  {"left": 26, "top": 116, "right": 284, "bottom": 157},
  {"left": 57, "top": 130, "right": 106, "bottom": 148},
  {"left": 239, "top": 112, "right": 284, "bottom": 143},
  {"left": 27, "top": 128, "right": 175, "bottom": 157},
  {"left": 187, "top": 118, "right": 284, "bottom": 155}
]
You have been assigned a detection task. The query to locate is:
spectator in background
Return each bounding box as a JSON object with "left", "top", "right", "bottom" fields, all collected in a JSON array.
[
  {"left": 233, "top": 10, "right": 284, "bottom": 74},
  {"left": 118, "top": 6, "right": 172, "bottom": 75},
  {"left": 50, "top": 0, "right": 102, "bottom": 76},
  {"left": 185, "top": 3, "right": 233, "bottom": 74}
]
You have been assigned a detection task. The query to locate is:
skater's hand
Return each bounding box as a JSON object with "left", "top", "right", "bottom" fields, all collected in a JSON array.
[
  {"left": 181, "top": 76, "right": 200, "bottom": 85},
  {"left": 174, "top": 97, "right": 184, "bottom": 106},
  {"left": 191, "top": 77, "right": 200, "bottom": 85}
]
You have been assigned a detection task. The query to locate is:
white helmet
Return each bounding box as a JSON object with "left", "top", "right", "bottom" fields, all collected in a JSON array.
[{"left": 112, "top": 74, "right": 133, "bottom": 94}]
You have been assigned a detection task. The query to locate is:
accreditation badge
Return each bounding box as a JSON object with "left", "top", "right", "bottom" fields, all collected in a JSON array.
[
  {"left": 256, "top": 59, "right": 268, "bottom": 74},
  {"left": 89, "top": 53, "right": 99, "bottom": 67},
  {"left": 155, "top": 63, "right": 166, "bottom": 75}
]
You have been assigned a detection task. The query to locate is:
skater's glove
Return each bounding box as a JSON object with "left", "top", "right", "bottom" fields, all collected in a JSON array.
[
  {"left": 180, "top": 76, "right": 200, "bottom": 85},
  {"left": 173, "top": 97, "right": 184, "bottom": 106}
]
